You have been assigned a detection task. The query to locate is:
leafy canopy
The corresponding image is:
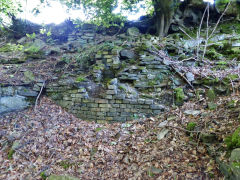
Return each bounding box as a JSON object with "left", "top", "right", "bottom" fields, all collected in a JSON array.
[{"left": 0, "top": 0, "right": 22, "bottom": 26}]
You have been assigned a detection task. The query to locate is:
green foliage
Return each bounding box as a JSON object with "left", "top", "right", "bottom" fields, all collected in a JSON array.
[
  {"left": 186, "top": 122, "right": 197, "bottom": 131},
  {"left": 26, "top": 33, "right": 36, "bottom": 40},
  {"left": 174, "top": 87, "right": 184, "bottom": 105},
  {"left": 7, "top": 149, "right": 15, "bottom": 159},
  {"left": 40, "top": 171, "right": 47, "bottom": 180},
  {"left": 24, "top": 45, "right": 40, "bottom": 54},
  {"left": 0, "top": 43, "right": 23, "bottom": 52},
  {"left": 225, "top": 127, "right": 240, "bottom": 150},
  {"left": 0, "top": 0, "right": 22, "bottom": 26}
]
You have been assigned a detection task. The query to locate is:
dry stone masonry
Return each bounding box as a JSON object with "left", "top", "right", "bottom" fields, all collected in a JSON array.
[{"left": 45, "top": 26, "right": 182, "bottom": 123}]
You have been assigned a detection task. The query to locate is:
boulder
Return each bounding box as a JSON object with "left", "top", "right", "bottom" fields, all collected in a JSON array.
[
  {"left": 0, "top": 96, "right": 29, "bottom": 115},
  {"left": 127, "top": 27, "right": 140, "bottom": 37},
  {"left": 120, "top": 49, "right": 135, "bottom": 59}
]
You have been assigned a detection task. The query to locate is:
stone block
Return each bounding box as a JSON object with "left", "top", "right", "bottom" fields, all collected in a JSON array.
[
  {"left": 127, "top": 104, "right": 133, "bottom": 108},
  {"left": 138, "top": 99, "right": 145, "bottom": 104},
  {"left": 95, "top": 54, "right": 102, "bottom": 59},
  {"left": 76, "top": 94, "right": 84, "bottom": 98},
  {"left": 153, "top": 110, "right": 161, "bottom": 114},
  {"left": 109, "top": 100, "right": 115, "bottom": 104},
  {"left": 104, "top": 55, "right": 113, "bottom": 59},
  {"left": 99, "top": 104, "right": 111, "bottom": 108},
  {"left": 95, "top": 99, "right": 108, "bottom": 104},
  {"left": 114, "top": 117, "right": 126, "bottom": 122},
  {"left": 131, "top": 109, "right": 138, "bottom": 113},
  {"left": 106, "top": 95, "right": 113, "bottom": 99},
  {"left": 145, "top": 99, "right": 154, "bottom": 105},
  {"left": 108, "top": 85, "right": 116, "bottom": 90},
  {"left": 120, "top": 104, "right": 127, "bottom": 108},
  {"left": 106, "top": 117, "right": 113, "bottom": 121},
  {"left": 109, "top": 108, "right": 117, "bottom": 112},
  {"left": 78, "top": 88, "right": 86, "bottom": 93},
  {"left": 124, "top": 108, "right": 131, "bottom": 112},
  {"left": 106, "top": 90, "right": 116, "bottom": 95},
  {"left": 123, "top": 99, "right": 130, "bottom": 104},
  {"left": 97, "top": 120, "right": 107, "bottom": 124},
  {"left": 107, "top": 112, "right": 119, "bottom": 116},
  {"left": 101, "top": 108, "right": 110, "bottom": 112},
  {"left": 150, "top": 104, "right": 165, "bottom": 110},
  {"left": 116, "top": 100, "right": 122, "bottom": 104},
  {"left": 97, "top": 112, "right": 106, "bottom": 116},
  {"left": 81, "top": 107, "right": 88, "bottom": 111},
  {"left": 82, "top": 99, "right": 91, "bottom": 103},
  {"left": 63, "top": 96, "right": 71, "bottom": 101},
  {"left": 129, "top": 100, "right": 138, "bottom": 104},
  {"left": 112, "top": 104, "right": 119, "bottom": 108},
  {"left": 87, "top": 103, "right": 98, "bottom": 108},
  {"left": 141, "top": 105, "right": 150, "bottom": 109},
  {"left": 121, "top": 112, "right": 131, "bottom": 117},
  {"left": 114, "top": 94, "right": 126, "bottom": 100},
  {"left": 91, "top": 108, "right": 101, "bottom": 112}
]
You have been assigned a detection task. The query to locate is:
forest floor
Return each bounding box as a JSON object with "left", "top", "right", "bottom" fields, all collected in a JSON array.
[{"left": 1, "top": 88, "right": 240, "bottom": 179}]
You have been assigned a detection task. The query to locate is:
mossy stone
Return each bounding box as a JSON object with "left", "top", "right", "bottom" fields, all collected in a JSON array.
[
  {"left": 206, "top": 88, "right": 216, "bottom": 101},
  {"left": 174, "top": 87, "right": 184, "bottom": 105},
  {"left": 225, "top": 127, "right": 240, "bottom": 149},
  {"left": 24, "top": 71, "right": 35, "bottom": 81}
]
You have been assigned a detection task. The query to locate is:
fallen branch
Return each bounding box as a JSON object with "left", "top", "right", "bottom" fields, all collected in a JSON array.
[
  {"left": 170, "top": 64, "right": 195, "bottom": 89},
  {"left": 165, "top": 125, "right": 201, "bottom": 133},
  {"left": 34, "top": 81, "right": 46, "bottom": 112}
]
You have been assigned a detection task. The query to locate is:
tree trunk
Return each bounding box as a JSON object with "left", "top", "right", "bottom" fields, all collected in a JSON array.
[{"left": 153, "top": 0, "right": 177, "bottom": 37}]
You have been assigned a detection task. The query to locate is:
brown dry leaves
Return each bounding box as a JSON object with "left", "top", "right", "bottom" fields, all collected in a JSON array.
[{"left": 0, "top": 95, "right": 231, "bottom": 179}]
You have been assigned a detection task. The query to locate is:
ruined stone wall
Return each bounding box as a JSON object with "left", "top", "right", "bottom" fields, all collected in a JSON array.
[
  {"left": 46, "top": 82, "right": 165, "bottom": 123},
  {"left": 46, "top": 27, "right": 174, "bottom": 123}
]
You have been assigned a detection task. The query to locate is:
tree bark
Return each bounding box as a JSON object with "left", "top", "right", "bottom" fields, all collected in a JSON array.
[{"left": 153, "top": 0, "right": 177, "bottom": 37}]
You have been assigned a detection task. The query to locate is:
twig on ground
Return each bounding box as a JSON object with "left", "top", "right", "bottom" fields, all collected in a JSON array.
[
  {"left": 170, "top": 64, "right": 195, "bottom": 89},
  {"left": 34, "top": 81, "right": 46, "bottom": 112},
  {"left": 179, "top": 27, "right": 193, "bottom": 40}
]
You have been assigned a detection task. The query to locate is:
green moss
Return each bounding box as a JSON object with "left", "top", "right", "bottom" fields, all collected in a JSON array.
[
  {"left": 206, "top": 48, "right": 223, "bottom": 60},
  {"left": 223, "top": 74, "right": 239, "bottom": 85},
  {"left": 208, "top": 102, "right": 217, "bottom": 110},
  {"left": 225, "top": 127, "right": 240, "bottom": 150},
  {"left": 186, "top": 122, "right": 197, "bottom": 131},
  {"left": 232, "top": 161, "right": 240, "bottom": 168},
  {"left": 95, "top": 127, "right": 104, "bottom": 132},
  {"left": 206, "top": 88, "right": 216, "bottom": 101},
  {"left": 8, "top": 149, "right": 15, "bottom": 159},
  {"left": 148, "top": 80, "right": 156, "bottom": 87},
  {"left": 24, "top": 45, "right": 40, "bottom": 54},
  {"left": 174, "top": 87, "right": 184, "bottom": 105},
  {"left": 40, "top": 171, "right": 47, "bottom": 180},
  {"left": 59, "top": 160, "right": 72, "bottom": 170},
  {"left": 202, "top": 77, "right": 219, "bottom": 85},
  {"left": 75, "top": 75, "right": 86, "bottom": 82}
]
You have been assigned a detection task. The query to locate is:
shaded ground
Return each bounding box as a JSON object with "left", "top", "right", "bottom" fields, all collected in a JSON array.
[{"left": 3, "top": 92, "right": 240, "bottom": 179}]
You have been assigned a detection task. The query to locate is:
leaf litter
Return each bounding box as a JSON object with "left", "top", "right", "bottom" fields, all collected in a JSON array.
[{"left": 2, "top": 90, "right": 240, "bottom": 179}]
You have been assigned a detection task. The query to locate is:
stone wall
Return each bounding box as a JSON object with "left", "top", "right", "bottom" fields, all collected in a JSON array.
[
  {"left": 45, "top": 27, "right": 180, "bottom": 123},
  {"left": 46, "top": 81, "right": 165, "bottom": 123}
]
